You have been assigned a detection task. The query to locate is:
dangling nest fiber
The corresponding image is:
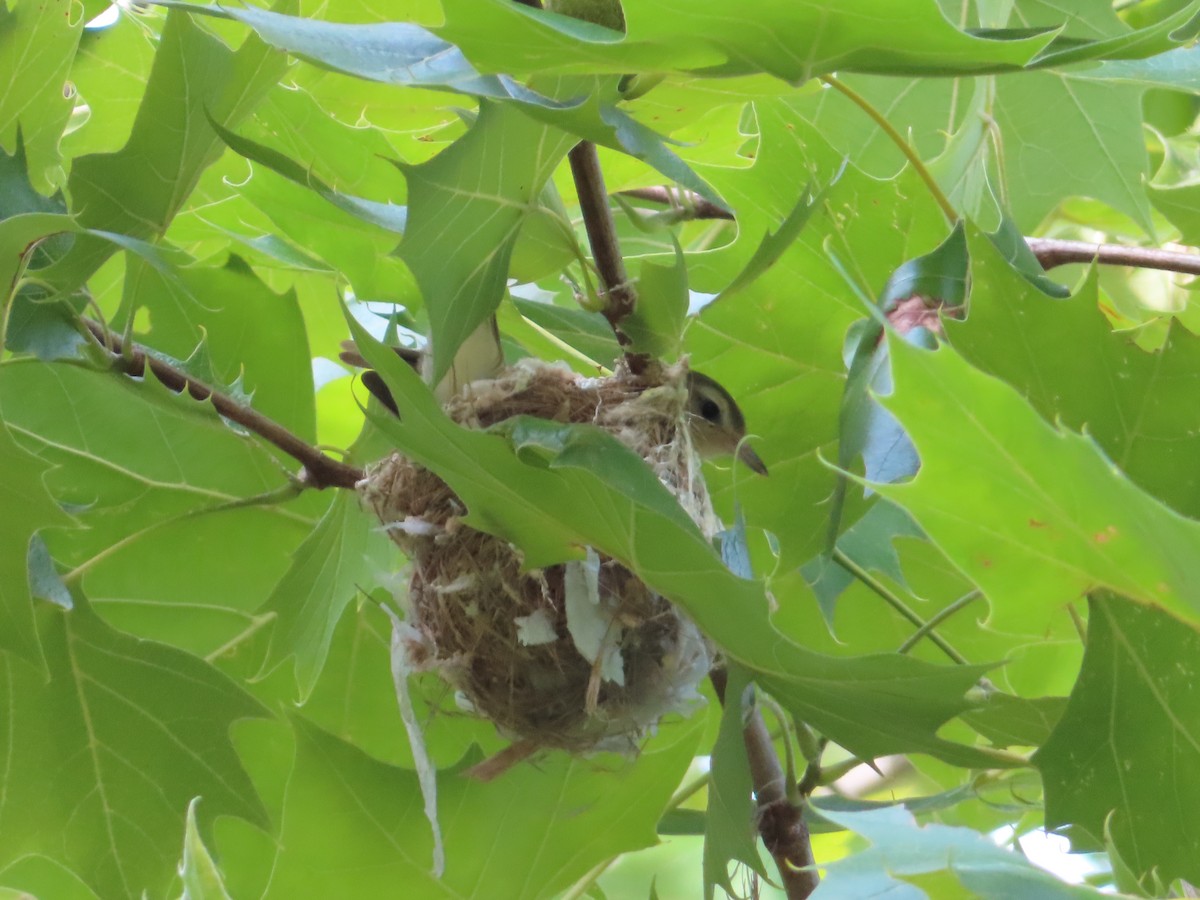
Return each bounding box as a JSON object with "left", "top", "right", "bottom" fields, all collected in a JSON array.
[{"left": 359, "top": 359, "right": 716, "bottom": 753}]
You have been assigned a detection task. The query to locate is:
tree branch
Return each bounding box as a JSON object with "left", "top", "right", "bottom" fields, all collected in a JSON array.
[
  {"left": 621, "top": 186, "right": 1200, "bottom": 279},
  {"left": 1027, "top": 237, "right": 1200, "bottom": 275},
  {"left": 80, "top": 317, "right": 364, "bottom": 490},
  {"left": 567, "top": 142, "right": 649, "bottom": 372},
  {"left": 710, "top": 668, "right": 819, "bottom": 899}
]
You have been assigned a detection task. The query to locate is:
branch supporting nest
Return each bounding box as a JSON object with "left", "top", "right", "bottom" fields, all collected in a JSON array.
[{"left": 567, "top": 141, "right": 650, "bottom": 374}]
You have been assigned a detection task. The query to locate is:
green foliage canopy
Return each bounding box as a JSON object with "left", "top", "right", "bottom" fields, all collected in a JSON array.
[{"left": 4, "top": 0, "right": 1200, "bottom": 897}]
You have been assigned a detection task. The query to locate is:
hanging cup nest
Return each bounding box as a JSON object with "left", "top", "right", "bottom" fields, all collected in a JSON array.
[{"left": 359, "top": 359, "right": 716, "bottom": 754}]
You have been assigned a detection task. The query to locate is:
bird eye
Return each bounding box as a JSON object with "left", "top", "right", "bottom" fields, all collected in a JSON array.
[{"left": 700, "top": 398, "right": 721, "bottom": 422}]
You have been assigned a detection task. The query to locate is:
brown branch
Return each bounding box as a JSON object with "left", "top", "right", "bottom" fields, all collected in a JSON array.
[
  {"left": 1027, "top": 237, "right": 1200, "bottom": 275},
  {"left": 620, "top": 186, "right": 1200, "bottom": 279},
  {"left": 710, "top": 668, "right": 819, "bottom": 899},
  {"left": 81, "top": 317, "right": 364, "bottom": 490},
  {"left": 567, "top": 142, "right": 649, "bottom": 373},
  {"left": 619, "top": 186, "right": 735, "bottom": 221}
]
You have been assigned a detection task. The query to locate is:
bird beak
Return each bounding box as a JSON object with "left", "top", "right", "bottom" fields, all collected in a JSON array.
[{"left": 738, "top": 443, "right": 768, "bottom": 476}]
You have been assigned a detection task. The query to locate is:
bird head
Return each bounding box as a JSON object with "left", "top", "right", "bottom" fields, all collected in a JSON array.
[{"left": 684, "top": 371, "right": 768, "bottom": 475}]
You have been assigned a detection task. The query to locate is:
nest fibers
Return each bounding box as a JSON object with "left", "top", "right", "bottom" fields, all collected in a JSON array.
[{"left": 360, "top": 358, "right": 717, "bottom": 754}]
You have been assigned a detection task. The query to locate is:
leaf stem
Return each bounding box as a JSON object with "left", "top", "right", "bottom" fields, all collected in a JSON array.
[
  {"left": 79, "top": 317, "right": 364, "bottom": 490},
  {"left": 897, "top": 590, "right": 982, "bottom": 655},
  {"left": 818, "top": 75, "right": 958, "bottom": 224},
  {"left": 831, "top": 548, "right": 968, "bottom": 665},
  {"left": 1066, "top": 602, "right": 1087, "bottom": 642}
]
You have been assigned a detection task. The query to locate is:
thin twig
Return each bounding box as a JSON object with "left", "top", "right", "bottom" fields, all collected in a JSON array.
[
  {"left": 80, "top": 317, "right": 364, "bottom": 490},
  {"left": 1028, "top": 237, "right": 1200, "bottom": 275},
  {"left": 619, "top": 186, "right": 735, "bottom": 220},
  {"left": 710, "top": 669, "right": 819, "bottom": 900},
  {"left": 832, "top": 548, "right": 968, "bottom": 665},
  {"left": 896, "top": 590, "right": 982, "bottom": 655}
]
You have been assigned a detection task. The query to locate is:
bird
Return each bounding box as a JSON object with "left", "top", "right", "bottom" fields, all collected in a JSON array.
[{"left": 339, "top": 322, "right": 767, "bottom": 475}]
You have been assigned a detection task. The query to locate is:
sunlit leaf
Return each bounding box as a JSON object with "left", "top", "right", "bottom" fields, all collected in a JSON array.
[{"left": 877, "top": 337, "right": 1200, "bottom": 635}]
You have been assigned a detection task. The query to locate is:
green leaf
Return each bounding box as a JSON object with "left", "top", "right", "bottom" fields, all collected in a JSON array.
[
  {"left": 399, "top": 103, "right": 575, "bottom": 382},
  {"left": 296, "top": 601, "right": 496, "bottom": 769},
  {"left": 511, "top": 295, "right": 620, "bottom": 364},
  {"left": 713, "top": 183, "right": 819, "bottom": 304},
  {"left": 876, "top": 337, "right": 1200, "bottom": 635},
  {"left": 0, "top": 0, "right": 82, "bottom": 193},
  {"left": 208, "top": 114, "right": 408, "bottom": 236},
  {"left": 0, "top": 417, "right": 73, "bottom": 665},
  {"left": 961, "top": 692, "right": 1067, "bottom": 748},
  {"left": 44, "top": 8, "right": 289, "bottom": 293},
  {"left": 0, "top": 602, "right": 268, "bottom": 900},
  {"left": 686, "top": 104, "right": 950, "bottom": 570},
  {"left": 703, "top": 666, "right": 766, "bottom": 899},
  {"left": 178, "top": 798, "right": 233, "bottom": 900},
  {"left": 0, "top": 855, "right": 103, "bottom": 900},
  {"left": 1034, "top": 593, "right": 1200, "bottom": 885},
  {"left": 0, "top": 360, "right": 318, "bottom": 656},
  {"left": 949, "top": 225, "right": 1200, "bottom": 520},
  {"left": 204, "top": 3, "right": 580, "bottom": 110},
  {"left": 114, "top": 256, "right": 318, "bottom": 442},
  {"left": 810, "top": 802, "right": 1113, "bottom": 898},
  {"left": 623, "top": 238, "right": 688, "bottom": 358},
  {"left": 993, "top": 71, "right": 1154, "bottom": 232},
  {"left": 349, "top": 314, "right": 998, "bottom": 766},
  {"left": 225, "top": 715, "right": 702, "bottom": 899},
  {"left": 438, "top": 0, "right": 1055, "bottom": 80},
  {"left": 260, "top": 489, "right": 394, "bottom": 699}
]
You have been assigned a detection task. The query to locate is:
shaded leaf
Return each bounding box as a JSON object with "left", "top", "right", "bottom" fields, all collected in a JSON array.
[
  {"left": 0, "top": 602, "right": 267, "bottom": 900},
  {"left": 0, "top": 419, "right": 73, "bottom": 664},
  {"left": 703, "top": 665, "right": 766, "bottom": 898},
  {"left": 226, "top": 715, "right": 702, "bottom": 899},
  {"left": 399, "top": 102, "right": 575, "bottom": 382},
  {"left": 1034, "top": 593, "right": 1200, "bottom": 885},
  {"left": 260, "top": 490, "right": 394, "bottom": 699},
  {"left": 961, "top": 692, "right": 1067, "bottom": 748}
]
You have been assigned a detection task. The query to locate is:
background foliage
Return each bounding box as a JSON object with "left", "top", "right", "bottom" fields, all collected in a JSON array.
[{"left": 4, "top": 0, "right": 1200, "bottom": 897}]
